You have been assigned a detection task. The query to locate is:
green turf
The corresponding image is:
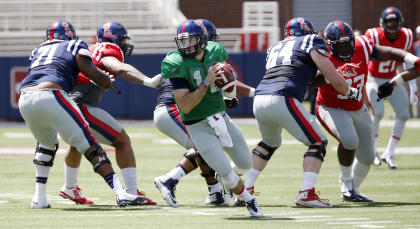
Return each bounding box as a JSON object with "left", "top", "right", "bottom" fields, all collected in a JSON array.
[{"left": 0, "top": 102, "right": 420, "bottom": 228}]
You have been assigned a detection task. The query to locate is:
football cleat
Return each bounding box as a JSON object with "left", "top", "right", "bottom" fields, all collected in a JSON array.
[
  {"left": 59, "top": 185, "right": 94, "bottom": 205},
  {"left": 116, "top": 191, "right": 147, "bottom": 207},
  {"left": 295, "top": 188, "right": 332, "bottom": 208},
  {"left": 342, "top": 190, "right": 373, "bottom": 202},
  {"left": 373, "top": 152, "right": 382, "bottom": 166},
  {"left": 153, "top": 175, "right": 178, "bottom": 208},
  {"left": 246, "top": 198, "right": 263, "bottom": 217},
  {"left": 137, "top": 190, "right": 157, "bottom": 205},
  {"left": 215, "top": 173, "right": 236, "bottom": 206},
  {"left": 205, "top": 191, "right": 225, "bottom": 205},
  {"left": 382, "top": 155, "right": 397, "bottom": 169},
  {"left": 236, "top": 186, "right": 258, "bottom": 206},
  {"left": 31, "top": 194, "right": 51, "bottom": 209}
]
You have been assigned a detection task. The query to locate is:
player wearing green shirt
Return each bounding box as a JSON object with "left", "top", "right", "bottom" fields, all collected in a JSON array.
[{"left": 155, "top": 19, "right": 263, "bottom": 217}]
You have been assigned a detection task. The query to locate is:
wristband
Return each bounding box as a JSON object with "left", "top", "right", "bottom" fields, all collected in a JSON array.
[
  {"left": 202, "top": 80, "right": 210, "bottom": 88},
  {"left": 390, "top": 74, "right": 405, "bottom": 86},
  {"left": 249, "top": 88, "right": 255, "bottom": 97},
  {"left": 404, "top": 53, "right": 418, "bottom": 66}
]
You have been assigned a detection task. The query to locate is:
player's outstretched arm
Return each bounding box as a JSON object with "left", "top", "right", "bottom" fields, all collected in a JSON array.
[
  {"left": 76, "top": 55, "right": 111, "bottom": 90},
  {"left": 235, "top": 80, "right": 255, "bottom": 97},
  {"left": 101, "top": 56, "right": 162, "bottom": 88},
  {"left": 377, "top": 68, "right": 420, "bottom": 101}
]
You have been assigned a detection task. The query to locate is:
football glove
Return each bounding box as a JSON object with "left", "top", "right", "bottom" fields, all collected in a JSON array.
[
  {"left": 224, "top": 98, "right": 239, "bottom": 109},
  {"left": 347, "top": 87, "right": 362, "bottom": 102},
  {"left": 377, "top": 81, "right": 394, "bottom": 101}
]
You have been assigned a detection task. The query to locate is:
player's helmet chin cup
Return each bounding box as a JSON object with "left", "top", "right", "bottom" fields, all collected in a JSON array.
[
  {"left": 324, "top": 20, "right": 355, "bottom": 62},
  {"left": 200, "top": 19, "right": 220, "bottom": 41},
  {"left": 284, "top": 17, "right": 316, "bottom": 37},
  {"left": 175, "top": 19, "right": 209, "bottom": 58},
  {"left": 380, "top": 6, "right": 404, "bottom": 35},
  {"left": 46, "top": 20, "right": 77, "bottom": 41},
  {"left": 97, "top": 22, "right": 134, "bottom": 57}
]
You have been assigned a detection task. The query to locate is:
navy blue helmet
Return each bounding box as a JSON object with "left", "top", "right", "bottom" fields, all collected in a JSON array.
[
  {"left": 200, "top": 19, "right": 220, "bottom": 41},
  {"left": 97, "top": 22, "right": 134, "bottom": 57},
  {"left": 45, "top": 20, "right": 77, "bottom": 41},
  {"left": 380, "top": 7, "right": 404, "bottom": 35},
  {"left": 175, "top": 19, "right": 209, "bottom": 58},
  {"left": 284, "top": 17, "right": 316, "bottom": 37},
  {"left": 324, "top": 20, "right": 355, "bottom": 62}
]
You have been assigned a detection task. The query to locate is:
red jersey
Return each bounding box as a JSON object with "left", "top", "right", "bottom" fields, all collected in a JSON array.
[
  {"left": 317, "top": 35, "right": 375, "bottom": 111},
  {"left": 365, "top": 27, "right": 414, "bottom": 79},
  {"left": 76, "top": 42, "right": 124, "bottom": 85}
]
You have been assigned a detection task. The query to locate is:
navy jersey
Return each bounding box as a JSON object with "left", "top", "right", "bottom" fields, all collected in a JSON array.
[
  {"left": 256, "top": 34, "right": 328, "bottom": 102},
  {"left": 156, "top": 78, "right": 175, "bottom": 106},
  {"left": 20, "top": 39, "right": 91, "bottom": 92}
]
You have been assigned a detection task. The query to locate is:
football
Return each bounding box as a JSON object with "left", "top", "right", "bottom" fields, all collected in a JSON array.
[{"left": 213, "top": 62, "right": 236, "bottom": 93}]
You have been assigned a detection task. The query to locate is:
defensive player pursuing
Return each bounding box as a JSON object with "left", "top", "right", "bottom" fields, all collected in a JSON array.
[
  {"left": 19, "top": 20, "right": 145, "bottom": 208},
  {"left": 158, "top": 19, "right": 263, "bottom": 217},
  {"left": 315, "top": 20, "right": 420, "bottom": 202},
  {"left": 58, "top": 22, "right": 160, "bottom": 205},
  {"left": 243, "top": 17, "right": 362, "bottom": 208},
  {"left": 365, "top": 7, "right": 417, "bottom": 169},
  {"left": 153, "top": 19, "right": 255, "bottom": 207}
]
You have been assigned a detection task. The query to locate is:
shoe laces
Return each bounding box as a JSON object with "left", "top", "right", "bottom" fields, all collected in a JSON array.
[
  {"left": 73, "top": 186, "right": 84, "bottom": 199},
  {"left": 246, "top": 199, "right": 260, "bottom": 212},
  {"left": 247, "top": 187, "right": 260, "bottom": 196},
  {"left": 314, "top": 190, "right": 330, "bottom": 204}
]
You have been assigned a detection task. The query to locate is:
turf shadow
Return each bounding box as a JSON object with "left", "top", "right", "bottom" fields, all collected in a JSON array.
[{"left": 225, "top": 216, "right": 293, "bottom": 221}]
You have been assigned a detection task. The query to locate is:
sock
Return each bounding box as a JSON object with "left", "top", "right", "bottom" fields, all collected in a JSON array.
[
  {"left": 64, "top": 164, "right": 79, "bottom": 188},
  {"left": 339, "top": 164, "right": 352, "bottom": 182},
  {"left": 166, "top": 164, "right": 186, "bottom": 181},
  {"left": 104, "top": 173, "right": 124, "bottom": 194},
  {"left": 384, "top": 119, "right": 404, "bottom": 157},
  {"left": 352, "top": 160, "right": 370, "bottom": 191},
  {"left": 208, "top": 183, "right": 222, "bottom": 194},
  {"left": 384, "top": 137, "right": 400, "bottom": 158},
  {"left": 236, "top": 186, "right": 253, "bottom": 202},
  {"left": 300, "top": 172, "right": 318, "bottom": 191},
  {"left": 35, "top": 164, "right": 50, "bottom": 196},
  {"left": 121, "top": 167, "right": 138, "bottom": 195},
  {"left": 373, "top": 134, "right": 378, "bottom": 154},
  {"left": 244, "top": 168, "right": 261, "bottom": 189}
]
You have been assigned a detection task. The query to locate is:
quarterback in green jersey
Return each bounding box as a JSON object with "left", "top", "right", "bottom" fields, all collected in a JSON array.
[{"left": 158, "top": 19, "right": 263, "bottom": 217}]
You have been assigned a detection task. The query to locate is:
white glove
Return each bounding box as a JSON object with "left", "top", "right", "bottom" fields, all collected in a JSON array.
[
  {"left": 408, "top": 79, "right": 419, "bottom": 105},
  {"left": 347, "top": 87, "right": 362, "bottom": 102}
]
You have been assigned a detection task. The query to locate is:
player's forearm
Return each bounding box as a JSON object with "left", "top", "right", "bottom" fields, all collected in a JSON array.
[
  {"left": 77, "top": 55, "right": 111, "bottom": 89},
  {"left": 235, "top": 80, "right": 255, "bottom": 97},
  {"left": 376, "top": 45, "right": 407, "bottom": 62},
  {"left": 173, "top": 84, "right": 208, "bottom": 114}
]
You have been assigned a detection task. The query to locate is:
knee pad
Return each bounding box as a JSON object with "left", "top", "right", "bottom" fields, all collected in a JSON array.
[
  {"left": 252, "top": 141, "right": 277, "bottom": 161},
  {"left": 222, "top": 171, "right": 240, "bottom": 189},
  {"left": 183, "top": 151, "right": 200, "bottom": 169},
  {"left": 84, "top": 144, "right": 111, "bottom": 172},
  {"left": 304, "top": 140, "right": 328, "bottom": 162},
  {"left": 33, "top": 143, "right": 58, "bottom": 167}
]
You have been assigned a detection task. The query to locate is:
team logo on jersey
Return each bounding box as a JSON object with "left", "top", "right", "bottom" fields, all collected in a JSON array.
[
  {"left": 338, "top": 63, "right": 359, "bottom": 77},
  {"left": 62, "top": 21, "right": 74, "bottom": 38},
  {"left": 103, "top": 23, "right": 116, "bottom": 40},
  {"left": 297, "top": 17, "right": 311, "bottom": 32}
]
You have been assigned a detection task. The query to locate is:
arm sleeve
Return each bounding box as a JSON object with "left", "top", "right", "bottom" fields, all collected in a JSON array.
[
  {"left": 310, "top": 35, "right": 329, "bottom": 56},
  {"left": 170, "top": 78, "right": 190, "bottom": 90}
]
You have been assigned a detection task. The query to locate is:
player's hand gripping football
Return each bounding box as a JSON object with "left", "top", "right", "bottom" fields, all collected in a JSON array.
[
  {"left": 377, "top": 81, "right": 394, "bottom": 101},
  {"left": 205, "top": 62, "right": 224, "bottom": 85},
  {"left": 346, "top": 87, "right": 362, "bottom": 102}
]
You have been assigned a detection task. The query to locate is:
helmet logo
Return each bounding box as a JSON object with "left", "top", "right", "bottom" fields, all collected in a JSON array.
[
  {"left": 103, "top": 24, "right": 116, "bottom": 40},
  {"left": 61, "top": 21, "right": 74, "bottom": 38},
  {"left": 194, "top": 19, "right": 208, "bottom": 38},
  {"left": 297, "top": 17, "right": 311, "bottom": 32}
]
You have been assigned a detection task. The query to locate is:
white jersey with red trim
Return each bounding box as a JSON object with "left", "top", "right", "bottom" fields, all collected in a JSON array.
[
  {"left": 317, "top": 35, "right": 375, "bottom": 111},
  {"left": 76, "top": 42, "right": 124, "bottom": 85},
  {"left": 365, "top": 27, "right": 414, "bottom": 79}
]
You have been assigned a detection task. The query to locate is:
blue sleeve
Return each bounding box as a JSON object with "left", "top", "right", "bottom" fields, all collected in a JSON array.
[
  {"left": 170, "top": 78, "right": 189, "bottom": 90},
  {"left": 310, "top": 35, "right": 329, "bottom": 56}
]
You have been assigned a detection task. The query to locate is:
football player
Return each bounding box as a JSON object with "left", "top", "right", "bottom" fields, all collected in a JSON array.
[
  {"left": 153, "top": 19, "right": 255, "bottom": 208},
  {"left": 58, "top": 22, "right": 159, "bottom": 205},
  {"left": 244, "top": 17, "right": 362, "bottom": 208},
  {"left": 364, "top": 7, "right": 417, "bottom": 169},
  {"left": 315, "top": 20, "right": 420, "bottom": 202},
  {"left": 19, "top": 20, "right": 145, "bottom": 208},
  {"left": 158, "top": 19, "right": 263, "bottom": 217}
]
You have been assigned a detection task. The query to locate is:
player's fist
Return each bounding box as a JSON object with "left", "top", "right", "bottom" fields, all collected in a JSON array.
[
  {"left": 377, "top": 81, "right": 394, "bottom": 101},
  {"left": 347, "top": 87, "right": 362, "bottom": 102},
  {"left": 415, "top": 58, "right": 420, "bottom": 73},
  {"left": 224, "top": 97, "right": 239, "bottom": 109},
  {"left": 213, "top": 62, "right": 236, "bottom": 93}
]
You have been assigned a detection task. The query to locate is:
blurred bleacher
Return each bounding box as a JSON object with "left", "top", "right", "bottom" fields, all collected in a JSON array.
[{"left": 0, "top": 0, "right": 280, "bottom": 56}]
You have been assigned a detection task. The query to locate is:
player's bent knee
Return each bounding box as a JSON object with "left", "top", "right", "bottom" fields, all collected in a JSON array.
[
  {"left": 252, "top": 141, "right": 277, "bottom": 161},
  {"left": 33, "top": 143, "right": 59, "bottom": 167},
  {"left": 341, "top": 136, "right": 359, "bottom": 150},
  {"left": 221, "top": 171, "right": 240, "bottom": 189},
  {"left": 84, "top": 144, "right": 111, "bottom": 172},
  {"left": 304, "top": 140, "right": 328, "bottom": 162},
  {"left": 231, "top": 161, "right": 249, "bottom": 176}
]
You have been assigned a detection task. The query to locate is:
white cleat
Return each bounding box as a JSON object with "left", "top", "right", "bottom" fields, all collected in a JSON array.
[
  {"left": 373, "top": 152, "right": 382, "bottom": 166},
  {"left": 245, "top": 198, "right": 263, "bottom": 217},
  {"left": 215, "top": 173, "right": 236, "bottom": 206},
  {"left": 153, "top": 175, "right": 178, "bottom": 208},
  {"left": 116, "top": 190, "right": 146, "bottom": 207},
  {"left": 295, "top": 188, "right": 332, "bottom": 208},
  {"left": 382, "top": 155, "right": 397, "bottom": 169},
  {"left": 31, "top": 194, "right": 51, "bottom": 209}
]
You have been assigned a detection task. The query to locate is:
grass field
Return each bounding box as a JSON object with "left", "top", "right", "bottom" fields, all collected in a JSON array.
[{"left": 0, "top": 102, "right": 420, "bottom": 229}]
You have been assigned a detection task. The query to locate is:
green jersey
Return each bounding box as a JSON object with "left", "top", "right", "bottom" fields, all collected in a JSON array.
[{"left": 161, "top": 41, "right": 229, "bottom": 122}]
